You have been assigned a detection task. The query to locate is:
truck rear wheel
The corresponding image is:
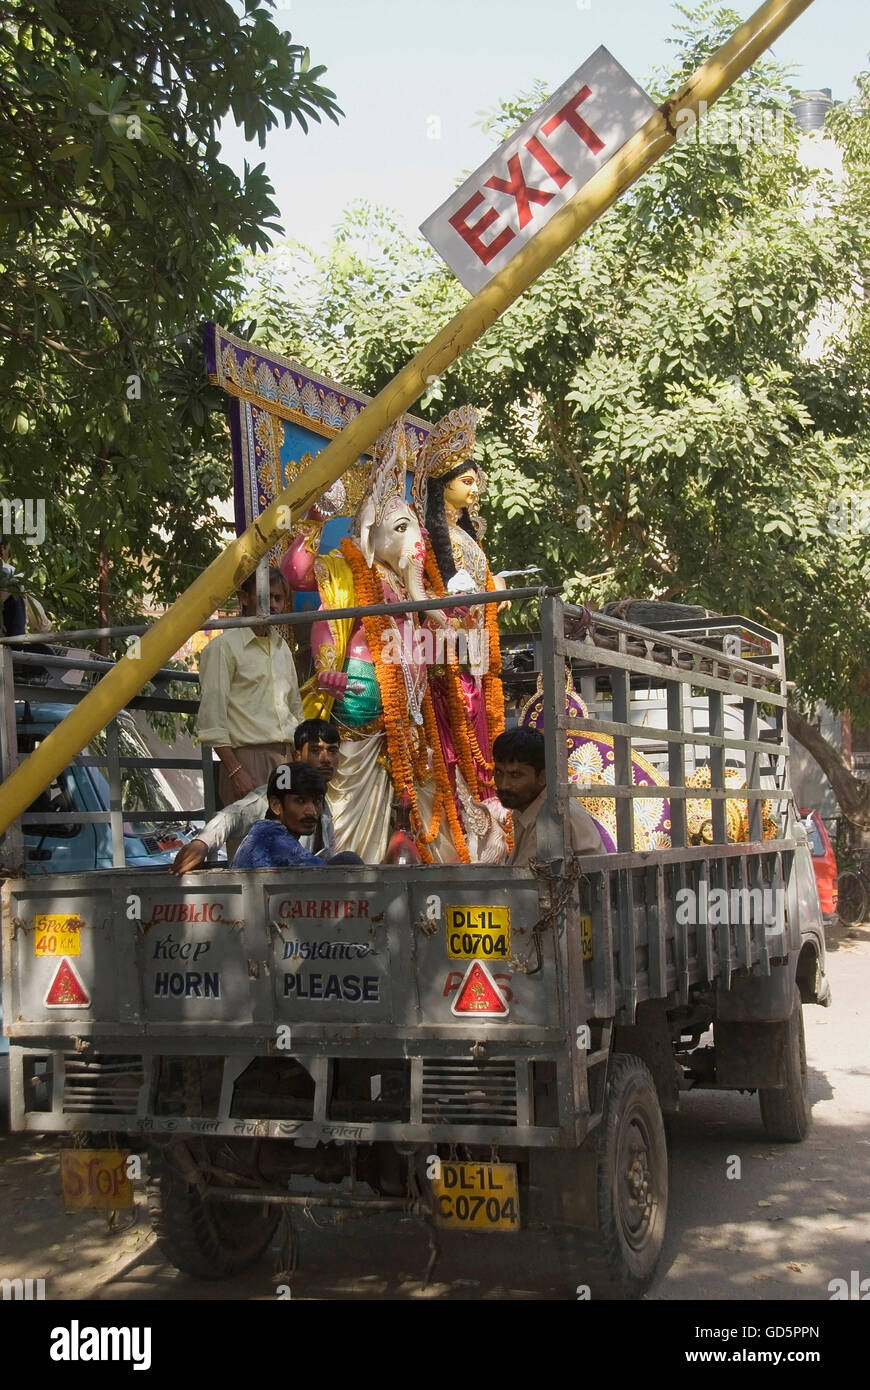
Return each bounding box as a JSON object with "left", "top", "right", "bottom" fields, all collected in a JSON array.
[
  {"left": 758, "top": 986, "right": 810, "bottom": 1143},
  {"left": 555, "top": 1053, "right": 668, "bottom": 1300},
  {"left": 148, "top": 1147, "right": 279, "bottom": 1280}
]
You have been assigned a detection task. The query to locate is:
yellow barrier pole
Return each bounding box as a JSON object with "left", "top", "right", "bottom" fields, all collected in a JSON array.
[{"left": 0, "top": 0, "right": 815, "bottom": 834}]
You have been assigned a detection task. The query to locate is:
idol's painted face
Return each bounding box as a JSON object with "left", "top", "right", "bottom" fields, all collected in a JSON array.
[
  {"left": 371, "top": 500, "right": 425, "bottom": 576},
  {"left": 442, "top": 467, "right": 480, "bottom": 514}
]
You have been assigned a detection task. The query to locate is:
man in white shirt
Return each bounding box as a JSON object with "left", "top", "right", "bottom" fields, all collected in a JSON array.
[
  {"left": 493, "top": 727, "right": 604, "bottom": 866},
  {"left": 172, "top": 720, "right": 341, "bottom": 873},
  {"left": 196, "top": 569, "right": 305, "bottom": 816}
]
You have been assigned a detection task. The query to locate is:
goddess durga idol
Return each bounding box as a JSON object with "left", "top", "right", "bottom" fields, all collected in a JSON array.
[
  {"left": 281, "top": 418, "right": 506, "bottom": 865},
  {"left": 413, "top": 405, "right": 507, "bottom": 820}
]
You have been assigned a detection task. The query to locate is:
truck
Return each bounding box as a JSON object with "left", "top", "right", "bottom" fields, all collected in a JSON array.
[{"left": 0, "top": 595, "right": 830, "bottom": 1300}]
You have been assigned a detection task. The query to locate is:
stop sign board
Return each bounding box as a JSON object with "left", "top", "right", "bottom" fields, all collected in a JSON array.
[{"left": 420, "top": 46, "right": 656, "bottom": 294}]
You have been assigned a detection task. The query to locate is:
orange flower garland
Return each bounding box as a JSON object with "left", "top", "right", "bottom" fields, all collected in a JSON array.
[
  {"left": 423, "top": 543, "right": 505, "bottom": 802},
  {"left": 339, "top": 537, "right": 469, "bottom": 864}
]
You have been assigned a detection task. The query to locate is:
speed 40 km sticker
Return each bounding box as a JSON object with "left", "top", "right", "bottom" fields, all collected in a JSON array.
[
  {"left": 34, "top": 914, "right": 82, "bottom": 957},
  {"left": 445, "top": 905, "right": 510, "bottom": 960}
]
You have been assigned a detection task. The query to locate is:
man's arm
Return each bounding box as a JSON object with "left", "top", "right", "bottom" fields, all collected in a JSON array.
[
  {"left": 196, "top": 636, "right": 235, "bottom": 749},
  {"left": 200, "top": 787, "right": 269, "bottom": 852},
  {"left": 171, "top": 787, "right": 269, "bottom": 873},
  {"left": 568, "top": 799, "right": 605, "bottom": 855},
  {"left": 197, "top": 637, "right": 257, "bottom": 796},
  {"left": 283, "top": 644, "right": 305, "bottom": 725}
]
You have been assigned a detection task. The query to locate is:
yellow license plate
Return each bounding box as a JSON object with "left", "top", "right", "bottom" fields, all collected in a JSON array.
[
  {"left": 60, "top": 1150, "right": 133, "bottom": 1210},
  {"left": 445, "top": 905, "right": 510, "bottom": 960},
  {"left": 580, "top": 914, "right": 593, "bottom": 962},
  {"left": 432, "top": 1163, "right": 519, "bottom": 1231},
  {"left": 34, "top": 914, "right": 82, "bottom": 957}
]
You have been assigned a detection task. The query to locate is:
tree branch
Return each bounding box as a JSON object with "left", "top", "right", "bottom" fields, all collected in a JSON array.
[{"left": 787, "top": 705, "right": 870, "bottom": 829}]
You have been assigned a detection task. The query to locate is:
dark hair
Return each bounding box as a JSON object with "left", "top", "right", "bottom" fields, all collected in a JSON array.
[
  {"left": 266, "top": 762, "right": 327, "bottom": 817},
  {"left": 239, "top": 568, "right": 288, "bottom": 596},
  {"left": 425, "top": 461, "right": 480, "bottom": 584},
  {"left": 294, "top": 718, "right": 340, "bottom": 751},
  {"left": 492, "top": 726, "right": 546, "bottom": 774}
]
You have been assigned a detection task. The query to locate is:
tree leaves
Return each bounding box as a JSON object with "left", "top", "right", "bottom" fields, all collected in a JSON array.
[
  {"left": 236, "top": 10, "right": 870, "bottom": 737},
  {"left": 0, "top": 0, "right": 343, "bottom": 633}
]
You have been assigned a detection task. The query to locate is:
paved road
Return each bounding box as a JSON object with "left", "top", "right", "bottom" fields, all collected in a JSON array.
[{"left": 1, "top": 923, "right": 868, "bottom": 1302}]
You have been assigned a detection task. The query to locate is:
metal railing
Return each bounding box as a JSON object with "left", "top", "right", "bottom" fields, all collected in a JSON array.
[
  {"left": 536, "top": 596, "right": 791, "bottom": 861},
  {"left": 0, "top": 585, "right": 554, "bottom": 873},
  {"left": 1, "top": 590, "right": 795, "bottom": 875},
  {"left": 0, "top": 644, "right": 214, "bottom": 872}
]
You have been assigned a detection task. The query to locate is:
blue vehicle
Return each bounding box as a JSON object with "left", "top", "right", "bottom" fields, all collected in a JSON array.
[
  {"left": 16, "top": 701, "right": 200, "bottom": 874},
  {"left": 1, "top": 695, "right": 204, "bottom": 1056}
]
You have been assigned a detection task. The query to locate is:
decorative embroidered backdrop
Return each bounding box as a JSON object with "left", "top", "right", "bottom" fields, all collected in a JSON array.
[{"left": 204, "top": 324, "right": 431, "bottom": 596}]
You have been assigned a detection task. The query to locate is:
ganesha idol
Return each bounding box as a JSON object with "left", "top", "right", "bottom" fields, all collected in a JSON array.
[{"left": 281, "top": 422, "right": 505, "bottom": 865}]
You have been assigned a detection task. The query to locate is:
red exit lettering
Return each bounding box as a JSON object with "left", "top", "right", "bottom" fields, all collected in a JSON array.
[
  {"left": 540, "top": 85, "right": 605, "bottom": 154},
  {"left": 449, "top": 192, "right": 515, "bottom": 267},
  {"left": 450, "top": 86, "right": 605, "bottom": 268},
  {"left": 485, "top": 152, "right": 554, "bottom": 229}
]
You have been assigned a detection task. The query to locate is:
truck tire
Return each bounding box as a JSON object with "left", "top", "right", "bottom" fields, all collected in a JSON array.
[
  {"left": 758, "top": 986, "right": 810, "bottom": 1143},
  {"left": 555, "top": 1053, "right": 668, "bottom": 1300},
  {"left": 147, "top": 1148, "right": 279, "bottom": 1280}
]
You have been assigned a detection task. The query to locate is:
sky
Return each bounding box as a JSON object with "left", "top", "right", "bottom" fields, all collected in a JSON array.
[{"left": 217, "top": 0, "right": 870, "bottom": 254}]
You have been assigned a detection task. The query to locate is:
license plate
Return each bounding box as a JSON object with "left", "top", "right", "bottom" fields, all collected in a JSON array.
[
  {"left": 431, "top": 1162, "right": 520, "bottom": 1231},
  {"left": 60, "top": 1150, "right": 133, "bottom": 1210},
  {"left": 34, "top": 914, "right": 81, "bottom": 957},
  {"left": 445, "top": 905, "right": 511, "bottom": 960},
  {"left": 580, "top": 914, "right": 593, "bottom": 962}
]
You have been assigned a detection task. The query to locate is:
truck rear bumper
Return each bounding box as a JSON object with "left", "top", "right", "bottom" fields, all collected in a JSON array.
[{"left": 5, "top": 1043, "right": 576, "bottom": 1149}]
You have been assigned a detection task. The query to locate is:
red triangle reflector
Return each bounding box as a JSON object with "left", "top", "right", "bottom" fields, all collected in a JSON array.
[
  {"left": 450, "top": 960, "right": 509, "bottom": 1017},
  {"left": 44, "top": 957, "right": 90, "bottom": 1008}
]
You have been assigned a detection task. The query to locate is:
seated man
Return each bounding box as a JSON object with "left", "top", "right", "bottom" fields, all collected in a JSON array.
[
  {"left": 232, "top": 763, "right": 328, "bottom": 869},
  {"left": 171, "top": 719, "right": 341, "bottom": 873},
  {"left": 493, "top": 727, "right": 604, "bottom": 866}
]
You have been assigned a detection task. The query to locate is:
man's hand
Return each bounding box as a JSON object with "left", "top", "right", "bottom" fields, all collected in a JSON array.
[
  {"left": 229, "top": 767, "right": 257, "bottom": 797},
  {"left": 171, "top": 838, "right": 208, "bottom": 875}
]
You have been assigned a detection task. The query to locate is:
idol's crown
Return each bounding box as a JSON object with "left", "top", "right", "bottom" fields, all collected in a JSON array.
[{"left": 419, "top": 404, "right": 479, "bottom": 480}]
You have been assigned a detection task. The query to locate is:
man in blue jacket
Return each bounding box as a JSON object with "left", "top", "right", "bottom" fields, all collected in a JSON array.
[{"left": 231, "top": 763, "right": 328, "bottom": 869}]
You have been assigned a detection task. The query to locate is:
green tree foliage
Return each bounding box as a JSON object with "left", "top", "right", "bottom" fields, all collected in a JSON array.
[
  {"left": 0, "top": 0, "right": 341, "bottom": 630},
  {"left": 241, "top": 6, "right": 870, "bottom": 829}
]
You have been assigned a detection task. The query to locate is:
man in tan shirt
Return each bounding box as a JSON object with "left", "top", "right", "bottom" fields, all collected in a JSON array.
[
  {"left": 196, "top": 569, "right": 305, "bottom": 813},
  {"left": 493, "top": 727, "right": 603, "bottom": 866}
]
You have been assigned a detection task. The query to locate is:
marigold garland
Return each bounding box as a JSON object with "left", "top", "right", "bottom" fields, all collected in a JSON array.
[
  {"left": 423, "top": 543, "right": 505, "bottom": 803},
  {"left": 340, "top": 537, "right": 469, "bottom": 863}
]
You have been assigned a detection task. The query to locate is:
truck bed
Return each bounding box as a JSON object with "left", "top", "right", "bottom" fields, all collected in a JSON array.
[{"left": 2, "top": 840, "right": 809, "bottom": 1147}]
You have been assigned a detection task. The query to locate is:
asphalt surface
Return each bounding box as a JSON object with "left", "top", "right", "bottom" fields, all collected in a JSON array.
[{"left": 1, "top": 922, "right": 868, "bottom": 1304}]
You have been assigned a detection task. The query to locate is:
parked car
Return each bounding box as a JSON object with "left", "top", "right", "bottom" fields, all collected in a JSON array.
[
  {"left": 801, "top": 808, "right": 838, "bottom": 920},
  {"left": 14, "top": 701, "right": 201, "bottom": 874}
]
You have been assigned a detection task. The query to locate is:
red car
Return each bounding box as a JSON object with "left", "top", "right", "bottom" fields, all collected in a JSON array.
[{"left": 801, "top": 809, "right": 838, "bottom": 919}]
